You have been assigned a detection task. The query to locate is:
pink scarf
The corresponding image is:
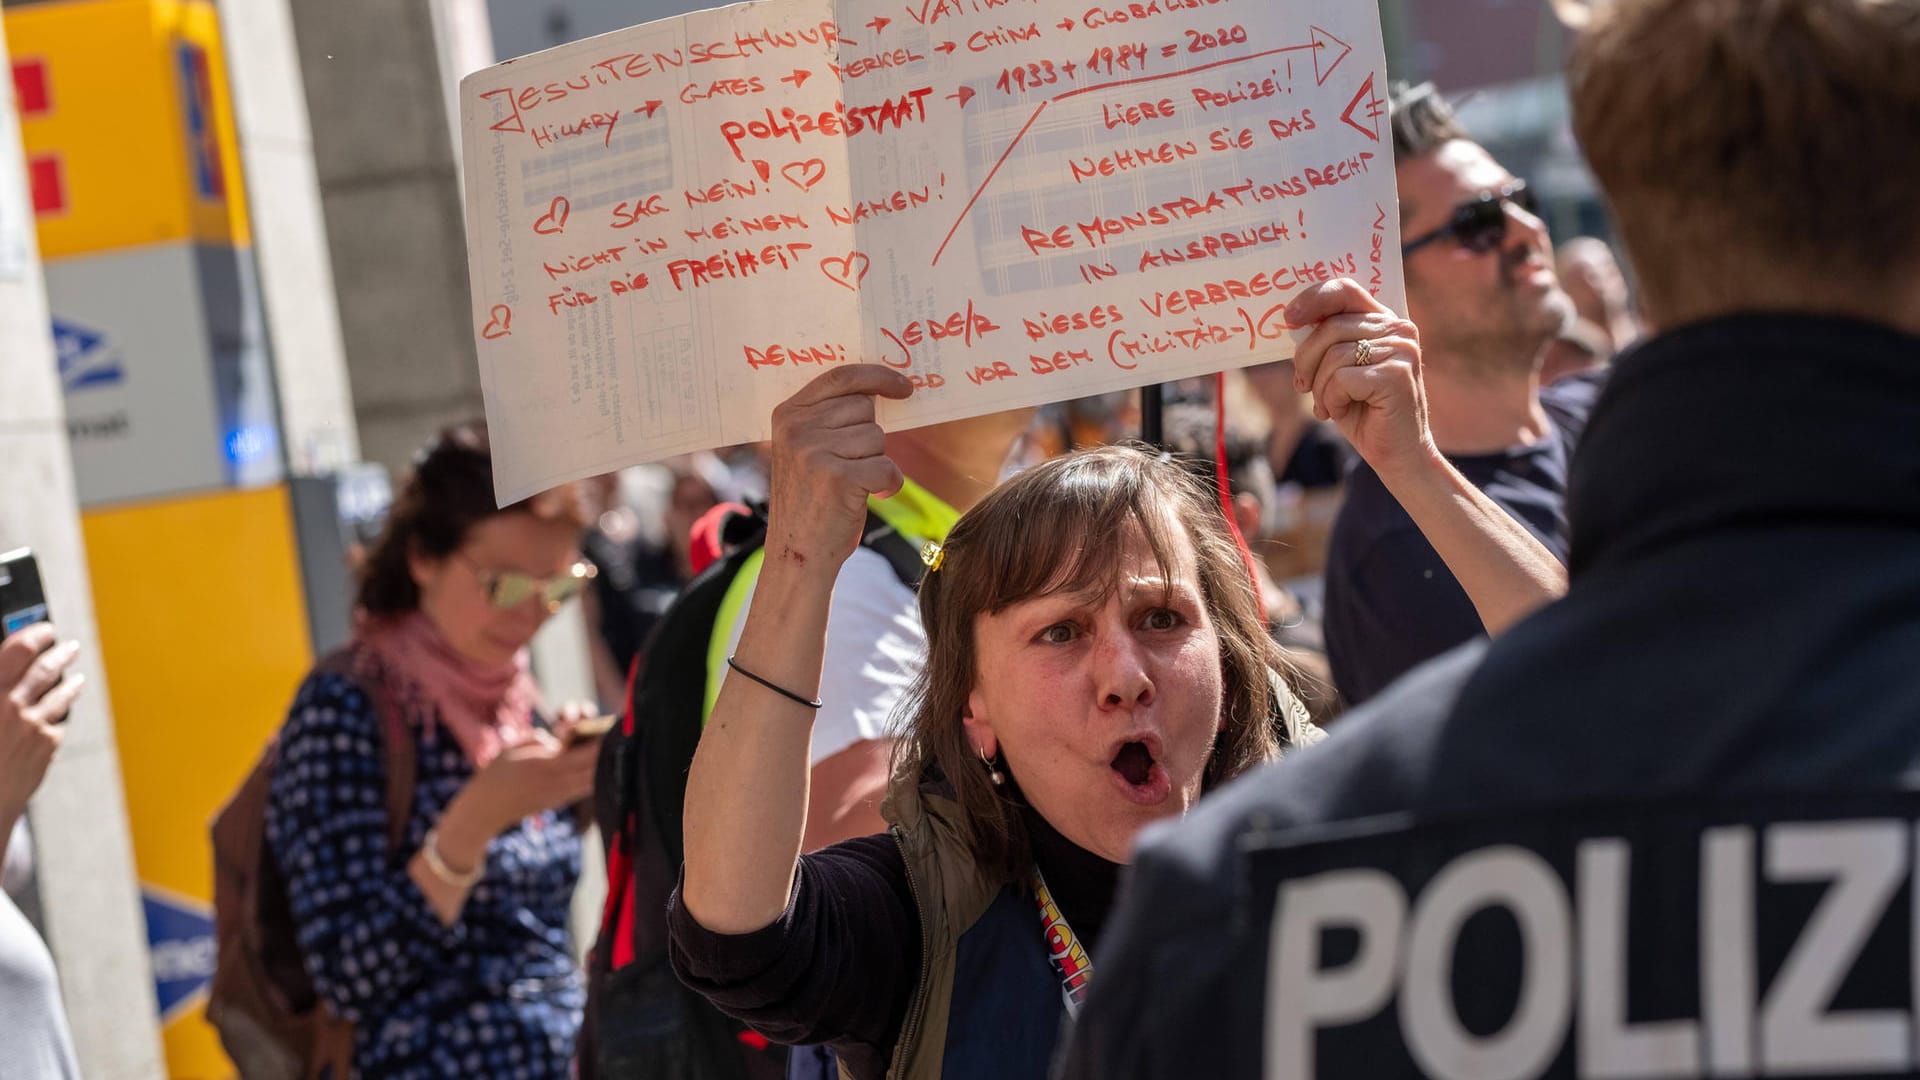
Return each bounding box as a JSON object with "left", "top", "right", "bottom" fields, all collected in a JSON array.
[{"left": 355, "top": 611, "right": 539, "bottom": 767}]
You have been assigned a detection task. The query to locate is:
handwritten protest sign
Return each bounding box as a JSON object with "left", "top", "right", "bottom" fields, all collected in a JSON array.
[{"left": 460, "top": 0, "right": 1403, "bottom": 502}]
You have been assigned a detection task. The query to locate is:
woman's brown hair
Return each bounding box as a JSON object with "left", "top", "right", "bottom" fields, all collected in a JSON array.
[
  {"left": 356, "top": 420, "right": 588, "bottom": 615},
  {"left": 895, "top": 444, "right": 1281, "bottom": 878}
]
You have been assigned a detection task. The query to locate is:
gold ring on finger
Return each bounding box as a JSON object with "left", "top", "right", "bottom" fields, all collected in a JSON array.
[{"left": 1354, "top": 338, "right": 1375, "bottom": 366}]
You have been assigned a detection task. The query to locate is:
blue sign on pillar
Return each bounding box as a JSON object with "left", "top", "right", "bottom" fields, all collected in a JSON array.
[
  {"left": 51, "top": 316, "right": 124, "bottom": 393},
  {"left": 142, "top": 887, "right": 216, "bottom": 1022}
]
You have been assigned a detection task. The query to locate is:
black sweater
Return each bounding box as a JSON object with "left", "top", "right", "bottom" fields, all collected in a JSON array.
[{"left": 668, "top": 808, "right": 1118, "bottom": 1079}]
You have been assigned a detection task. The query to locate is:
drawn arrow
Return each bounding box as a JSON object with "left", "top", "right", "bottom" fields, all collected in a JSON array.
[
  {"left": 1340, "top": 71, "right": 1385, "bottom": 142},
  {"left": 1057, "top": 17, "right": 1076, "bottom": 31},
  {"left": 781, "top": 69, "right": 811, "bottom": 87},
  {"left": 867, "top": 15, "right": 890, "bottom": 33},
  {"left": 935, "top": 41, "right": 958, "bottom": 55},
  {"left": 948, "top": 85, "right": 976, "bottom": 108},
  {"left": 634, "top": 99, "right": 664, "bottom": 118},
  {"left": 1309, "top": 25, "right": 1352, "bottom": 86}
]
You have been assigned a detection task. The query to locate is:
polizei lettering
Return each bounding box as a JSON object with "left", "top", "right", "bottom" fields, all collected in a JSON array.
[{"left": 1262, "top": 810, "right": 1920, "bottom": 1079}]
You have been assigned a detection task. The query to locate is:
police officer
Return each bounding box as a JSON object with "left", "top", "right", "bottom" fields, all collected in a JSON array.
[{"left": 1063, "top": 1, "right": 1920, "bottom": 1076}]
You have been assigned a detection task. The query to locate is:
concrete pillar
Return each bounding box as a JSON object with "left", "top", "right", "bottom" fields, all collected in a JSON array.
[
  {"left": 426, "top": 0, "right": 498, "bottom": 180},
  {"left": 0, "top": 20, "right": 166, "bottom": 1080},
  {"left": 216, "top": 0, "right": 360, "bottom": 474},
  {"left": 287, "top": 0, "right": 487, "bottom": 476}
]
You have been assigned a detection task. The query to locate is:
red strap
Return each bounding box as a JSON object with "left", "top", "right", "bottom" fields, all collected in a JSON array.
[
  {"left": 610, "top": 870, "right": 638, "bottom": 968},
  {"left": 619, "top": 652, "right": 639, "bottom": 737},
  {"left": 603, "top": 654, "right": 643, "bottom": 968},
  {"left": 1216, "top": 372, "right": 1266, "bottom": 612},
  {"left": 686, "top": 501, "right": 749, "bottom": 576}
]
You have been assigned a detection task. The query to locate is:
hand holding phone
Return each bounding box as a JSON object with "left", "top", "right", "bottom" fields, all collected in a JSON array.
[
  {"left": 562, "top": 714, "right": 616, "bottom": 748},
  {"left": 0, "top": 550, "right": 75, "bottom": 729},
  {"left": 0, "top": 549, "right": 51, "bottom": 638},
  {"left": 0, "top": 624, "right": 81, "bottom": 816}
]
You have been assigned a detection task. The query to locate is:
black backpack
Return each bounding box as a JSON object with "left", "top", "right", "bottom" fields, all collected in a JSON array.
[{"left": 580, "top": 506, "right": 923, "bottom": 1079}]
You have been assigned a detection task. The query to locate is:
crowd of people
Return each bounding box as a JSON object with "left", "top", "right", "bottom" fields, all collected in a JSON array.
[{"left": 3, "top": 0, "right": 1916, "bottom": 1076}]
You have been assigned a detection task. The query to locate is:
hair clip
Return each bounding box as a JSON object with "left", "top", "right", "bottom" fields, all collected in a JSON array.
[{"left": 920, "top": 542, "right": 946, "bottom": 572}]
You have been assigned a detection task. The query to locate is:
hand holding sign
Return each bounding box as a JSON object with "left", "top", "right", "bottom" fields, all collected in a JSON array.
[
  {"left": 1287, "top": 279, "right": 1432, "bottom": 481},
  {"left": 766, "top": 366, "right": 912, "bottom": 569}
]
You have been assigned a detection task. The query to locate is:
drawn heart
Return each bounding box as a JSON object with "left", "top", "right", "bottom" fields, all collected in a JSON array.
[
  {"left": 533, "top": 196, "right": 570, "bottom": 236},
  {"left": 782, "top": 159, "right": 827, "bottom": 193},
  {"left": 481, "top": 304, "right": 513, "bottom": 340},
  {"left": 819, "top": 253, "right": 870, "bottom": 293}
]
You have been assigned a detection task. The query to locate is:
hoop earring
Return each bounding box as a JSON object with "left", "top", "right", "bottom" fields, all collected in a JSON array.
[{"left": 978, "top": 745, "right": 1006, "bottom": 787}]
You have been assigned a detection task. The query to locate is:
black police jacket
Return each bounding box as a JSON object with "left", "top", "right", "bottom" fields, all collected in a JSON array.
[{"left": 1061, "top": 314, "right": 1920, "bottom": 1080}]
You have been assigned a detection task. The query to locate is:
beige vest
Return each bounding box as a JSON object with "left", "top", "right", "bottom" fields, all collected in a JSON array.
[{"left": 830, "top": 783, "right": 1007, "bottom": 1080}]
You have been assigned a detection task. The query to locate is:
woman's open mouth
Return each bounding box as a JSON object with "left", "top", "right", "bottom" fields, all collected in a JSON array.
[{"left": 1109, "top": 738, "right": 1173, "bottom": 806}]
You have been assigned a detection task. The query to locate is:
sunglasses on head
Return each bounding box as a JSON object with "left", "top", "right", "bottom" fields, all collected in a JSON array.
[
  {"left": 1401, "top": 180, "right": 1539, "bottom": 257},
  {"left": 461, "top": 557, "right": 597, "bottom": 613}
]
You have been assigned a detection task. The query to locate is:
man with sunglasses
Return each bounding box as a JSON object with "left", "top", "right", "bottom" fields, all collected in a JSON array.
[{"left": 1319, "top": 81, "right": 1596, "bottom": 707}]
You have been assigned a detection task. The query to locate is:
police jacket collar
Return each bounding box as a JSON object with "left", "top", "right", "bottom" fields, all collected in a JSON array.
[{"left": 1568, "top": 313, "right": 1920, "bottom": 577}]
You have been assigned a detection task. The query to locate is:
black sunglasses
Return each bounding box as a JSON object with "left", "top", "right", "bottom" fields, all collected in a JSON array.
[{"left": 1402, "top": 181, "right": 1539, "bottom": 256}]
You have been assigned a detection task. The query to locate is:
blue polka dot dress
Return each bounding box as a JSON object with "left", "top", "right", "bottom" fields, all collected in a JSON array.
[{"left": 265, "top": 671, "right": 585, "bottom": 1078}]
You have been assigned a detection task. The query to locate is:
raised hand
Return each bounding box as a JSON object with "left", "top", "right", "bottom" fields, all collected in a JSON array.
[
  {"left": 0, "top": 625, "right": 82, "bottom": 821},
  {"left": 1285, "top": 279, "right": 1436, "bottom": 481},
  {"left": 1285, "top": 278, "right": 1567, "bottom": 636},
  {"left": 764, "top": 365, "right": 914, "bottom": 572}
]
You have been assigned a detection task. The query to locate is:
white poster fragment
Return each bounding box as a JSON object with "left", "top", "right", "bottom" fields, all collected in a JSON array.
[{"left": 461, "top": 0, "right": 1403, "bottom": 502}]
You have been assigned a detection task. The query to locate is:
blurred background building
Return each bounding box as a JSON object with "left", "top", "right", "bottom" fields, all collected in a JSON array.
[{"left": 1377, "top": 0, "right": 1606, "bottom": 239}]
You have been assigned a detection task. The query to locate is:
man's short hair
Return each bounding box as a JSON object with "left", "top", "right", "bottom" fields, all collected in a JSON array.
[
  {"left": 1570, "top": 0, "right": 1920, "bottom": 311},
  {"left": 1389, "top": 81, "right": 1470, "bottom": 161}
]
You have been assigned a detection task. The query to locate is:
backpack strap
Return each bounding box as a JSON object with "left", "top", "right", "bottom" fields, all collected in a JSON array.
[
  {"left": 375, "top": 689, "right": 417, "bottom": 862},
  {"left": 860, "top": 517, "right": 928, "bottom": 591},
  {"left": 313, "top": 644, "right": 418, "bottom": 866}
]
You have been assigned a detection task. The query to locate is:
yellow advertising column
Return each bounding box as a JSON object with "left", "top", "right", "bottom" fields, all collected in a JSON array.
[{"left": 7, "top": 2, "right": 315, "bottom": 1076}]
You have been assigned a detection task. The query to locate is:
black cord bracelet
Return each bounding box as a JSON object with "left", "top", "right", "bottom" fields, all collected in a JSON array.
[{"left": 726, "top": 655, "right": 823, "bottom": 709}]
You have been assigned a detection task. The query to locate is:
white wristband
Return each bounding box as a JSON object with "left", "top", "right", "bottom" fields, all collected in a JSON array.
[{"left": 421, "top": 828, "right": 484, "bottom": 889}]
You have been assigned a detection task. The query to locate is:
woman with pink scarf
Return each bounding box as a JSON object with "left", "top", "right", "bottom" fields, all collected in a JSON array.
[{"left": 265, "top": 421, "right": 601, "bottom": 1078}]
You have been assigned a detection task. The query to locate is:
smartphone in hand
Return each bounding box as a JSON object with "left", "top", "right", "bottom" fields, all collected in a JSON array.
[
  {"left": 1, "top": 548, "right": 72, "bottom": 724},
  {"left": 562, "top": 715, "right": 617, "bottom": 748},
  {"left": 0, "top": 549, "right": 51, "bottom": 638}
]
